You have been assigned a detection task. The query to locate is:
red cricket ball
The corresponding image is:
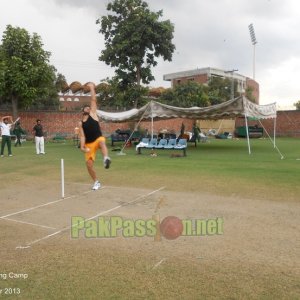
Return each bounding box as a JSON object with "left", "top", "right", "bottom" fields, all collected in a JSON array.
[{"left": 160, "top": 216, "right": 183, "bottom": 240}]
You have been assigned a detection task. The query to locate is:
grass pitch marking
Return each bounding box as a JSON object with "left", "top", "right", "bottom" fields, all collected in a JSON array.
[{"left": 16, "top": 186, "right": 165, "bottom": 250}]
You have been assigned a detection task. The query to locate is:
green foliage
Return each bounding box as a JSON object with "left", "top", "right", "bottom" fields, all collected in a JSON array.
[
  {"left": 160, "top": 81, "right": 210, "bottom": 107},
  {"left": 55, "top": 73, "right": 67, "bottom": 92},
  {"left": 97, "top": 77, "right": 149, "bottom": 109},
  {"left": 207, "top": 77, "right": 232, "bottom": 104},
  {"left": 207, "top": 76, "right": 245, "bottom": 104},
  {"left": 0, "top": 25, "right": 59, "bottom": 114},
  {"left": 97, "top": 0, "right": 175, "bottom": 107},
  {"left": 245, "top": 86, "right": 256, "bottom": 103},
  {"left": 293, "top": 100, "right": 300, "bottom": 110},
  {"left": 159, "top": 78, "right": 247, "bottom": 108}
]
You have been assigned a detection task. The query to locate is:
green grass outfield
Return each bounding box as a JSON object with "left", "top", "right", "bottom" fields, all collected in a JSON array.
[
  {"left": 1, "top": 137, "right": 299, "bottom": 201},
  {"left": 0, "top": 137, "right": 299, "bottom": 299}
]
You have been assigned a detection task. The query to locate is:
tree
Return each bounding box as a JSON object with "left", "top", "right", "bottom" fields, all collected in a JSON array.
[
  {"left": 29, "top": 73, "right": 68, "bottom": 110},
  {"left": 55, "top": 73, "right": 67, "bottom": 92},
  {"left": 208, "top": 76, "right": 256, "bottom": 103},
  {"left": 97, "top": 0, "right": 175, "bottom": 107},
  {"left": 0, "top": 25, "right": 58, "bottom": 116},
  {"left": 160, "top": 81, "right": 210, "bottom": 107},
  {"left": 245, "top": 86, "right": 256, "bottom": 103},
  {"left": 97, "top": 77, "right": 149, "bottom": 110},
  {"left": 148, "top": 87, "right": 166, "bottom": 98},
  {"left": 293, "top": 100, "right": 300, "bottom": 110},
  {"left": 208, "top": 77, "right": 234, "bottom": 104}
]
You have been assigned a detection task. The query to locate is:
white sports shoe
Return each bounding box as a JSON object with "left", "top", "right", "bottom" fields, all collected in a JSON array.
[{"left": 92, "top": 180, "right": 101, "bottom": 190}]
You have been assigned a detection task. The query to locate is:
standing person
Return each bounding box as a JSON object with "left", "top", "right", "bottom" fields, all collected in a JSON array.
[
  {"left": 33, "top": 119, "right": 45, "bottom": 154},
  {"left": 79, "top": 82, "right": 111, "bottom": 190},
  {"left": 74, "top": 126, "right": 80, "bottom": 148},
  {"left": 192, "top": 122, "right": 201, "bottom": 142},
  {"left": 13, "top": 121, "right": 25, "bottom": 147},
  {"left": 180, "top": 122, "right": 185, "bottom": 138},
  {"left": 0, "top": 116, "right": 14, "bottom": 157}
]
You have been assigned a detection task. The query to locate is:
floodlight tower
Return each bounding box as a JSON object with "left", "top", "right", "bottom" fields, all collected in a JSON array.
[{"left": 248, "top": 23, "right": 257, "bottom": 80}]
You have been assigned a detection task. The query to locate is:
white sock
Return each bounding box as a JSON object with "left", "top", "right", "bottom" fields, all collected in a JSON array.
[{"left": 104, "top": 156, "right": 110, "bottom": 161}]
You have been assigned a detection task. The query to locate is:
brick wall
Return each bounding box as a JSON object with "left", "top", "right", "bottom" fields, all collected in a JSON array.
[
  {"left": 1, "top": 110, "right": 299, "bottom": 138},
  {"left": 0, "top": 111, "right": 195, "bottom": 138},
  {"left": 172, "top": 74, "right": 208, "bottom": 87},
  {"left": 235, "top": 110, "right": 300, "bottom": 137},
  {"left": 7, "top": 111, "right": 83, "bottom": 138}
]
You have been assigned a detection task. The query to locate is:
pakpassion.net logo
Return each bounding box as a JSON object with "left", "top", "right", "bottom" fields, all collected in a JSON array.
[{"left": 71, "top": 215, "right": 224, "bottom": 240}]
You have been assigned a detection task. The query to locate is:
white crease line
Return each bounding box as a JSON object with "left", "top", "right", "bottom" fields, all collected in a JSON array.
[
  {"left": 152, "top": 258, "right": 166, "bottom": 269},
  {"left": 99, "top": 185, "right": 138, "bottom": 190},
  {"left": 66, "top": 183, "right": 135, "bottom": 190},
  {"left": 0, "top": 198, "right": 70, "bottom": 219},
  {"left": 16, "top": 186, "right": 165, "bottom": 249},
  {"left": 0, "top": 190, "right": 95, "bottom": 219},
  {"left": 2, "top": 217, "right": 57, "bottom": 230},
  {"left": 65, "top": 182, "right": 92, "bottom": 186}
]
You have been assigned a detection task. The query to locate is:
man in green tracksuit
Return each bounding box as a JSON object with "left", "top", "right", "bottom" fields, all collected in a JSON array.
[
  {"left": 13, "top": 121, "right": 25, "bottom": 147},
  {"left": 0, "top": 116, "right": 14, "bottom": 157}
]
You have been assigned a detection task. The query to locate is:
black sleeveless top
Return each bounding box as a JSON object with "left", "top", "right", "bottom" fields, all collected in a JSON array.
[{"left": 82, "top": 115, "right": 102, "bottom": 143}]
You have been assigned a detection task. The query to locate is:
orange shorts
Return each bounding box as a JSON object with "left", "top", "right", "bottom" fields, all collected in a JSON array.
[{"left": 84, "top": 136, "right": 106, "bottom": 161}]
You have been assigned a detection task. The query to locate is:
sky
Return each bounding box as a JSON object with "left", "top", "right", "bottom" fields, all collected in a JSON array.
[{"left": 1, "top": 0, "right": 300, "bottom": 109}]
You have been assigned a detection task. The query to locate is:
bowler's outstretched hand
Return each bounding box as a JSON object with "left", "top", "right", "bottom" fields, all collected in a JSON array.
[{"left": 81, "top": 147, "right": 90, "bottom": 153}]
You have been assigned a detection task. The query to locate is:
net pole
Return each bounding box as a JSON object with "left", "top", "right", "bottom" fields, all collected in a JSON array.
[
  {"left": 273, "top": 117, "right": 276, "bottom": 148},
  {"left": 244, "top": 115, "right": 251, "bottom": 154},
  {"left": 61, "top": 159, "right": 65, "bottom": 199}
]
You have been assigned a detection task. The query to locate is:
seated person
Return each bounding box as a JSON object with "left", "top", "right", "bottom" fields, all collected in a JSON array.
[
  {"left": 199, "top": 132, "right": 208, "bottom": 141},
  {"left": 135, "top": 139, "right": 149, "bottom": 152}
]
